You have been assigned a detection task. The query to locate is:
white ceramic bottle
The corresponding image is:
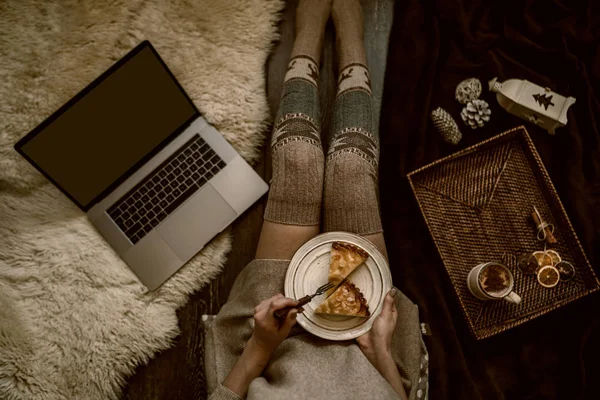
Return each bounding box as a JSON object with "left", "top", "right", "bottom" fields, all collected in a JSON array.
[{"left": 489, "top": 77, "right": 576, "bottom": 134}]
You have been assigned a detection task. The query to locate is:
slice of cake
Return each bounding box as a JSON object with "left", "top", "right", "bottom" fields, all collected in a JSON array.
[
  {"left": 328, "top": 242, "right": 369, "bottom": 284},
  {"left": 315, "top": 281, "right": 370, "bottom": 317}
]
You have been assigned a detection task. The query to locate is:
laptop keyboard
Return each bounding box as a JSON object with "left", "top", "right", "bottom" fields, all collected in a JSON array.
[{"left": 107, "top": 134, "right": 226, "bottom": 244}]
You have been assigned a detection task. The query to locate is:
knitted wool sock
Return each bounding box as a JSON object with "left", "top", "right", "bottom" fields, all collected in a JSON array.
[
  {"left": 324, "top": 0, "right": 382, "bottom": 235},
  {"left": 263, "top": 0, "right": 331, "bottom": 226}
]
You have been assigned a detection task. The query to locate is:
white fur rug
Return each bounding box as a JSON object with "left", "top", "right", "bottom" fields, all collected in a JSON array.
[{"left": 0, "top": 0, "right": 282, "bottom": 398}]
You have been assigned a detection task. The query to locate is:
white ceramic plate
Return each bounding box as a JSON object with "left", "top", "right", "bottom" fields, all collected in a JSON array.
[{"left": 284, "top": 232, "right": 392, "bottom": 341}]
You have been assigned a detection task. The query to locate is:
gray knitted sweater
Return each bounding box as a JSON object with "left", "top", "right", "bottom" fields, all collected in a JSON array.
[{"left": 205, "top": 260, "right": 427, "bottom": 400}]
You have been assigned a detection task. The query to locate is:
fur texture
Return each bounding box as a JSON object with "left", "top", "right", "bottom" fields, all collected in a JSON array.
[{"left": 0, "top": 0, "right": 283, "bottom": 398}]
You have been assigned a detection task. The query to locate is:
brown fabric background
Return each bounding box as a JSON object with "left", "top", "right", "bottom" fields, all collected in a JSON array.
[{"left": 379, "top": 0, "right": 600, "bottom": 398}]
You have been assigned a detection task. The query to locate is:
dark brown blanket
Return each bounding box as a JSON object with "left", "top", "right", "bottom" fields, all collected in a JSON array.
[{"left": 379, "top": 0, "right": 600, "bottom": 398}]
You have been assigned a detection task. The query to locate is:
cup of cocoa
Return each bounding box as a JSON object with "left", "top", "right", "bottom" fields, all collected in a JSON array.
[{"left": 467, "top": 262, "right": 521, "bottom": 304}]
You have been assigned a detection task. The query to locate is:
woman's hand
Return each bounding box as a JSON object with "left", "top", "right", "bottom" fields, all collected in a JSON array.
[
  {"left": 356, "top": 288, "right": 407, "bottom": 399},
  {"left": 222, "top": 293, "right": 299, "bottom": 398},
  {"left": 250, "top": 293, "right": 299, "bottom": 356},
  {"left": 356, "top": 288, "right": 398, "bottom": 364}
]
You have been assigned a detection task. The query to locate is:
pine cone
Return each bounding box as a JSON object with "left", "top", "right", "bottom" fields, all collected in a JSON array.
[
  {"left": 455, "top": 78, "right": 482, "bottom": 104},
  {"left": 460, "top": 99, "right": 491, "bottom": 129},
  {"left": 431, "top": 107, "right": 462, "bottom": 144}
]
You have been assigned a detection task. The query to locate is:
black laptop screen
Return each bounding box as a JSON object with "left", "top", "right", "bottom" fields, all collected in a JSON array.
[{"left": 18, "top": 43, "right": 198, "bottom": 210}]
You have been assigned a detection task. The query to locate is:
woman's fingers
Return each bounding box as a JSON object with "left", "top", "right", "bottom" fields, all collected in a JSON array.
[
  {"left": 255, "top": 299, "right": 270, "bottom": 315},
  {"left": 255, "top": 293, "right": 286, "bottom": 314},
  {"left": 282, "top": 308, "right": 298, "bottom": 330},
  {"left": 381, "top": 288, "right": 397, "bottom": 317},
  {"left": 270, "top": 297, "right": 299, "bottom": 312},
  {"left": 391, "top": 303, "right": 398, "bottom": 324},
  {"left": 356, "top": 333, "right": 368, "bottom": 345},
  {"left": 254, "top": 294, "right": 300, "bottom": 331}
]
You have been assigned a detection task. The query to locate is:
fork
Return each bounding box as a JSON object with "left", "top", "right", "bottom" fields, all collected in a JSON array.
[{"left": 273, "top": 281, "right": 335, "bottom": 320}]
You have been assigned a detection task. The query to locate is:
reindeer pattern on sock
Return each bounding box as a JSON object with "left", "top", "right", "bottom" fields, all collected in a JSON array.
[
  {"left": 336, "top": 64, "right": 372, "bottom": 97},
  {"left": 284, "top": 55, "right": 319, "bottom": 88}
]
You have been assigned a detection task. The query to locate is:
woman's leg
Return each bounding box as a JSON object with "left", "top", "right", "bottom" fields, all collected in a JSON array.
[
  {"left": 255, "top": 0, "right": 332, "bottom": 260},
  {"left": 324, "top": 0, "right": 387, "bottom": 258}
]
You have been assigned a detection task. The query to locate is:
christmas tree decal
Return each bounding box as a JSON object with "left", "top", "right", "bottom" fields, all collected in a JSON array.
[{"left": 532, "top": 93, "right": 555, "bottom": 110}]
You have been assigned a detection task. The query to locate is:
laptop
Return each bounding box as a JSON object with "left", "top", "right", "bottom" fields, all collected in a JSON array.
[{"left": 14, "top": 41, "right": 268, "bottom": 290}]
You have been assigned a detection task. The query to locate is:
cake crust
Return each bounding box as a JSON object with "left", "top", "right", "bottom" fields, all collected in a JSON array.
[
  {"left": 315, "top": 280, "right": 370, "bottom": 317},
  {"left": 328, "top": 242, "right": 369, "bottom": 284}
]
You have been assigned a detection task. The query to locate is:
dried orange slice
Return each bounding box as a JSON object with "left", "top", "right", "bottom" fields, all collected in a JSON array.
[
  {"left": 537, "top": 265, "right": 560, "bottom": 288},
  {"left": 518, "top": 253, "right": 538, "bottom": 275},
  {"left": 556, "top": 261, "right": 575, "bottom": 281},
  {"left": 533, "top": 251, "right": 552, "bottom": 268},
  {"left": 546, "top": 250, "right": 562, "bottom": 266}
]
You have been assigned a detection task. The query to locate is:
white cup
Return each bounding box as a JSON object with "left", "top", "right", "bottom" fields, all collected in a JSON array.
[{"left": 467, "top": 262, "right": 521, "bottom": 304}]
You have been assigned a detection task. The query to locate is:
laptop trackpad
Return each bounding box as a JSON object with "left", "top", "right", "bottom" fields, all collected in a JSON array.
[{"left": 157, "top": 184, "right": 236, "bottom": 261}]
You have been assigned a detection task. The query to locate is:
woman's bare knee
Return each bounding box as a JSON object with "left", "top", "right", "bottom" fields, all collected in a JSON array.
[
  {"left": 255, "top": 221, "right": 320, "bottom": 260},
  {"left": 362, "top": 233, "right": 387, "bottom": 260}
]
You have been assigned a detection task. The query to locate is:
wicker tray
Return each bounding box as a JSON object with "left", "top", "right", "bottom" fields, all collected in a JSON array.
[{"left": 408, "top": 126, "right": 600, "bottom": 340}]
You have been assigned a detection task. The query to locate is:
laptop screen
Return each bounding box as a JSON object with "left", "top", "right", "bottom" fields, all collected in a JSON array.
[{"left": 17, "top": 43, "right": 199, "bottom": 210}]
